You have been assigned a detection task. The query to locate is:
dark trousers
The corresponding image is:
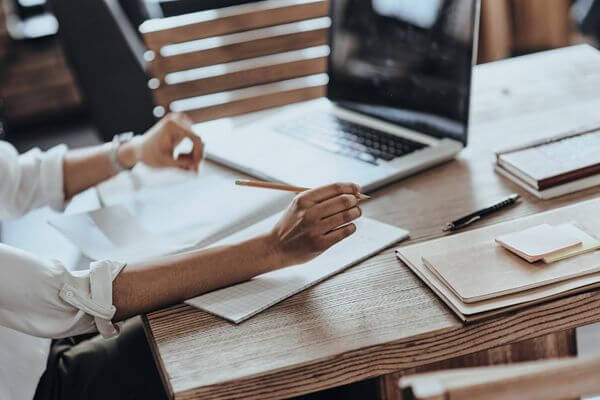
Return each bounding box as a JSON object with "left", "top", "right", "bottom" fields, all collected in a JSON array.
[{"left": 34, "top": 317, "right": 168, "bottom": 400}]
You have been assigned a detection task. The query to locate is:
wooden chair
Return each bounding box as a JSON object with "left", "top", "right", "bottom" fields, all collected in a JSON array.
[
  {"left": 139, "top": 0, "right": 330, "bottom": 123},
  {"left": 399, "top": 356, "right": 600, "bottom": 400}
]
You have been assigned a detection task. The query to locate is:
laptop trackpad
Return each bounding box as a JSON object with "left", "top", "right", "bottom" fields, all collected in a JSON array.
[{"left": 206, "top": 128, "right": 382, "bottom": 187}]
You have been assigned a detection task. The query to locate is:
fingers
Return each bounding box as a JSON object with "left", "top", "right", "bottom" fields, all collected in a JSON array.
[
  {"left": 322, "top": 223, "right": 357, "bottom": 248},
  {"left": 319, "top": 206, "right": 361, "bottom": 233},
  {"left": 301, "top": 183, "right": 362, "bottom": 243},
  {"left": 163, "top": 113, "right": 204, "bottom": 172},
  {"left": 310, "top": 193, "right": 359, "bottom": 220},
  {"left": 300, "top": 182, "right": 360, "bottom": 204},
  {"left": 293, "top": 182, "right": 362, "bottom": 235},
  {"left": 190, "top": 134, "right": 205, "bottom": 165},
  {"left": 172, "top": 155, "right": 197, "bottom": 171},
  {"left": 175, "top": 134, "right": 204, "bottom": 171},
  {"left": 272, "top": 182, "right": 362, "bottom": 266},
  {"left": 168, "top": 112, "right": 193, "bottom": 130}
]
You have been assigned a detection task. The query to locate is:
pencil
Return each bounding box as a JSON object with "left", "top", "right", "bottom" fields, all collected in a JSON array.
[{"left": 235, "top": 180, "right": 371, "bottom": 200}]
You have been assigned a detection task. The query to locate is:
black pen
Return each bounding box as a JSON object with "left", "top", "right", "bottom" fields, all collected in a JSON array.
[{"left": 442, "top": 193, "right": 520, "bottom": 232}]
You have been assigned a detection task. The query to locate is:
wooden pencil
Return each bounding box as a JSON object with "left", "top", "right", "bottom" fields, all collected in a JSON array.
[{"left": 235, "top": 179, "right": 371, "bottom": 200}]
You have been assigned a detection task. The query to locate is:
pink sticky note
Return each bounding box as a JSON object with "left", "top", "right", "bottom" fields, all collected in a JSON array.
[{"left": 495, "top": 224, "right": 581, "bottom": 263}]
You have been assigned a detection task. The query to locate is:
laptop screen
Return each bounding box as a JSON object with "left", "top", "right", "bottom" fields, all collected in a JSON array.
[{"left": 327, "top": 0, "right": 479, "bottom": 145}]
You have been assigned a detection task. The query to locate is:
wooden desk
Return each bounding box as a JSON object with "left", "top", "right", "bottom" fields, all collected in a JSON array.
[{"left": 143, "top": 45, "right": 600, "bottom": 400}]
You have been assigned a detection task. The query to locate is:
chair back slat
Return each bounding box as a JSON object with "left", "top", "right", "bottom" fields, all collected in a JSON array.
[
  {"left": 149, "top": 17, "right": 330, "bottom": 79},
  {"left": 140, "top": 0, "right": 330, "bottom": 51},
  {"left": 154, "top": 46, "right": 329, "bottom": 107},
  {"left": 142, "top": 0, "right": 330, "bottom": 122},
  {"left": 170, "top": 74, "right": 327, "bottom": 122}
]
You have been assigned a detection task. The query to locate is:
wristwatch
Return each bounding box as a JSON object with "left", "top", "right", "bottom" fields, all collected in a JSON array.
[{"left": 109, "top": 132, "right": 135, "bottom": 173}]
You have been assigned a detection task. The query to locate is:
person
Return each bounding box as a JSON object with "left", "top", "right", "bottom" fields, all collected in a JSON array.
[{"left": 0, "top": 113, "right": 363, "bottom": 400}]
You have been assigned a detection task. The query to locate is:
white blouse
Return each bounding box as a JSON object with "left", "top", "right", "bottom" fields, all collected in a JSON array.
[{"left": 0, "top": 141, "right": 124, "bottom": 400}]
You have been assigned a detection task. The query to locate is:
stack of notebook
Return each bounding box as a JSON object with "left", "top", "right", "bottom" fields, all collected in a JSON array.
[
  {"left": 396, "top": 197, "right": 600, "bottom": 322},
  {"left": 495, "top": 129, "right": 600, "bottom": 199}
]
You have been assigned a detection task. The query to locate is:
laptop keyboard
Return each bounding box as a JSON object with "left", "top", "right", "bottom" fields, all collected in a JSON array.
[{"left": 274, "top": 113, "right": 428, "bottom": 165}]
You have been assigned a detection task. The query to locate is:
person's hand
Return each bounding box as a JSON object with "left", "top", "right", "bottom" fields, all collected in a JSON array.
[
  {"left": 268, "top": 182, "right": 363, "bottom": 267},
  {"left": 118, "top": 113, "right": 204, "bottom": 172}
]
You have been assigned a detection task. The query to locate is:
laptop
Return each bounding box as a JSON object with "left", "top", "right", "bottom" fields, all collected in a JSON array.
[{"left": 204, "top": 0, "right": 480, "bottom": 192}]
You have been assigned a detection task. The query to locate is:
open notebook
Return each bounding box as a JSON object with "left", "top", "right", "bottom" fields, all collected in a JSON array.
[
  {"left": 186, "top": 213, "right": 409, "bottom": 323},
  {"left": 49, "top": 173, "right": 293, "bottom": 262}
]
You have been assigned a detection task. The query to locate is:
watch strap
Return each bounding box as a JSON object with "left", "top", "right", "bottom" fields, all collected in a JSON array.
[{"left": 109, "top": 132, "right": 134, "bottom": 172}]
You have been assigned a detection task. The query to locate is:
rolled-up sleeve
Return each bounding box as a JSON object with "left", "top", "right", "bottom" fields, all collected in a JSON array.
[
  {"left": 0, "top": 141, "right": 68, "bottom": 219},
  {"left": 0, "top": 244, "right": 126, "bottom": 339}
]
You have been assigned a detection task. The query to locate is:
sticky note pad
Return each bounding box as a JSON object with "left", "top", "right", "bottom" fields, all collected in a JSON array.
[
  {"left": 543, "top": 224, "right": 600, "bottom": 263},
  {"left": 495, "top": 224, "right": 581, "bottom": 263}
]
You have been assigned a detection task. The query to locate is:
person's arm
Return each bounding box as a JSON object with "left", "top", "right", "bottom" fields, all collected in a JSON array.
[
  {"left": 0, "top": 113, "right": 202, "bottom": 220},
  {"left": 112, "top": 183, "right": 362, "bottom": 320},
  {"left": 63, "top": 113, "right": 203, "bottom": 199},
  {"left": 0, "top": 142, "right": 67, "bottom": 219},
  {"left": 0, "top": 183, "right": 362, "bottom": 338}
]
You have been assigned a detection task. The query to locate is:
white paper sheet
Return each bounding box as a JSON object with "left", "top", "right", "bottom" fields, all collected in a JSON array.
[
  {"left": 186, "top": 215, "right": 409, "bottom": 323},
  {"left": 49, "top": 176, "right": 293, "bottom": 263}
]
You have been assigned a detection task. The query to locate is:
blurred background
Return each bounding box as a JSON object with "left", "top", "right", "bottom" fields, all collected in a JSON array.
[{"left": 0, "top": 0, "right": 599, "bottom": 149}]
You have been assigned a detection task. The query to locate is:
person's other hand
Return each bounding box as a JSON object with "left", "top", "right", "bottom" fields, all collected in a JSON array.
[
  {"left": 268, "top": 182, "right": 363, "bottom": 267},
  {"left": 119, "top": 113, "right": 204, "bottom": 172}
]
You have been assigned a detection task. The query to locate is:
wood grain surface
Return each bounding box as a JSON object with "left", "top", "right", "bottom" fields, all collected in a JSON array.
[
  {"left": 154, "top": 50, "right": 328, "bottom": 106},
  {"left": 149, "top": 19, "right": 329, "bottom": 78},
  {"left": 145, "top": 45, "right": 600, "bottom": 399},
  {"left": 179, "top": 79, "right": 326, "bottom": 122},
  {"left": 140, "top": 0, "right": 329, "bottom": 51}
]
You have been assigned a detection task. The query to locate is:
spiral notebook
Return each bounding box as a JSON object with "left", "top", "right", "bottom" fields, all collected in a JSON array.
[{"left": 186, "top": 214, "right": 409, "bottom": 323}]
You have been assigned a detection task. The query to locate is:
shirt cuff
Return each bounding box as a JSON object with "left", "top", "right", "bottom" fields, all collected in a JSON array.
[
  {"left": 59, "top": 260, "right": 126, "bottom": 338},
  {"left": 40, "top": 144, "right": 68, "bottom": 212}
]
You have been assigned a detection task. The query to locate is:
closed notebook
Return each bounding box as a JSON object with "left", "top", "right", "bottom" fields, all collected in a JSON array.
[
  {"left": 397, "top": 246, "right": 600, "bottom": 322},
  {"left": 423, "top": 229, "right": 600, "bottom": 303},
  {"left": 497, "top": 130, "right": 600, "bottom": 190},
  {"left": 396, "top": 197, "right": 600, "bottom": 321}
]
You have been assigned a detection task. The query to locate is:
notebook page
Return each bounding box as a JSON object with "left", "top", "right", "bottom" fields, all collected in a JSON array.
[
  {"left": 99, "top": 172, "right": 293, "bottom": 247},
  {"left": 49, "top": 176, "right": 293, "bottom": 262},
  {"left": 186, "top": 215, "right": 409, "bottom": 323},
  {"left": 48, "top": 205, "right": 186, "bottom": 263}
]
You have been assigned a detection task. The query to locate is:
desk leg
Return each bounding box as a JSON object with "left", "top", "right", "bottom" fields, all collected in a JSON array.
[{"left": 379, "top": 330, "right": 577, "bottom": 400}]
